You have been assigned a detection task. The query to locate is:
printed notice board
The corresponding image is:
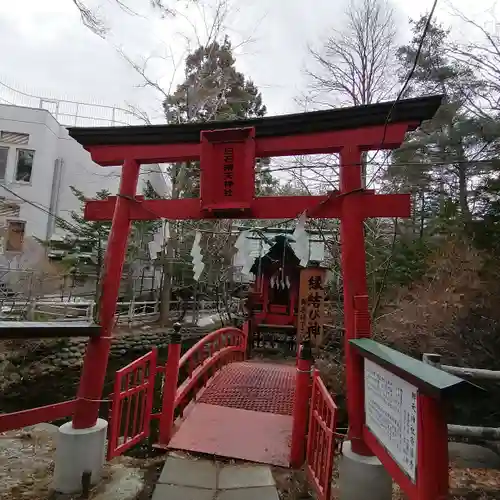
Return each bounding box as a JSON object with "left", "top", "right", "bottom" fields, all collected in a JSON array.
[{"left": 364, "top": 359, "right": 418, "bottom": 482}]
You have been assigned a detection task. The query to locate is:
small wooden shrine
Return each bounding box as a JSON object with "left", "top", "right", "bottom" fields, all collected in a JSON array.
[{"left": 249, "top": 235, "right": 302, "bottom": 326}]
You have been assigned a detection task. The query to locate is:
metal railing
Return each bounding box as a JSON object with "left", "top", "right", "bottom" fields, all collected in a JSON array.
[
  {"left": 0, "top": 80, "right": 141, "bottom": 127},
  {"left": 0, "top": 298, "right": 233, "bottom": 325}
]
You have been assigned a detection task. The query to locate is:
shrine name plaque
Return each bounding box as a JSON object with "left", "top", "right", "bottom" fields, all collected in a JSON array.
[
  {"left": 297, "top": 266, "right": 326, "bottom": 346},
  {"left": 199, "top": 127, "right": 255, "bottom": 213},
  {"left": 364, "top": 359, "right": 418, "bottom": 482}
]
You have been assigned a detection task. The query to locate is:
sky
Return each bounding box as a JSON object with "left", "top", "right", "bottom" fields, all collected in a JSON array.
[{"left": 0, "top": 0, "right": 498, "bottom": 125}]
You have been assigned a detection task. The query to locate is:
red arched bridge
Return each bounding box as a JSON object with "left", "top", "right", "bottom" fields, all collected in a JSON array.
[{"left": 107, "top": 322, "right": 338, "bottom": 500}]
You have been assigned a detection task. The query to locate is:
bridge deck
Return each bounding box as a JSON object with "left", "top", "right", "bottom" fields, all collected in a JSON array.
[{"left": 168, "top": 361, "right": 296, "bottom": 467}]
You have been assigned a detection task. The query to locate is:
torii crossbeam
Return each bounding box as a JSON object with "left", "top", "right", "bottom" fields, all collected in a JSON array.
[{"left": 68, "top": 95, "right": 443, "bottom": 459}]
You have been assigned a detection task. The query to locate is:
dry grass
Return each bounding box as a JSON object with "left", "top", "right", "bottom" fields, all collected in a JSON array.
[
  {"left": 275, "top": 459, "right": 500, "bottom": 499},
  {"left": 273, "top": 466, "right": 313, "bottom": 499},
  {"left": 0, "top": 426, "right": 161, "bottom": 500},
  {"left": 390, "top": 465, "right": 500, "bottom": 499},
  {"left": 372, "top": 237, "right": 500, "bottom": 367},
  {"left": 315, "top": 351, "right": 345, "bottom": 396}
]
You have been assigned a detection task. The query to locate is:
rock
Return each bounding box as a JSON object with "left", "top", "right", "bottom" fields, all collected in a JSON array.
[{"left": 449, "top": 442, "right": 500, "bottom": 468}]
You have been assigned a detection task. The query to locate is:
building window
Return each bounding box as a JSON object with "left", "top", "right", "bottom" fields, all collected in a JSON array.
[
  {"left": 0, "top": 147, "right": 7, "bottom": 181},
  {"left": 0, "top": 200, "right": 20, "bottom": 218},
  {"left": 6, "top": 221, "right": 25, "bottom": 252},
  {"left": 0, "top": 131, "right": 29, "bottom": 145},
  {"left": 15, "top": 149, "right": 34, "bottom": 182}
]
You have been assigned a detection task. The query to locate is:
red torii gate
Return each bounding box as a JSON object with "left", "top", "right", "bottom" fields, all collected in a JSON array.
[{"left": 69, "top": 95, "right": 442, "bottom": 459}]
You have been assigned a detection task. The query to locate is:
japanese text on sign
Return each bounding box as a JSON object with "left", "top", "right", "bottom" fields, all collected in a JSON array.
[
  {"left": 364, "top": 359, "right": 418, "bottom": 482},
  {"left": 223, "top": 147, "right": 234, "bottom": 197},
  {"left": 297, "top": 268, "right": 326, "bottom": 346}
]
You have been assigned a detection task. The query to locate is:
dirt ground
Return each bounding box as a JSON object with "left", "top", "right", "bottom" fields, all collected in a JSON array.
[
  {"left": 272, "top": 456, "right": 500, "bottom": 499},
  {"left": 0, "top": 425, "right": 161, "bottom": 500},
  {"left": 1, "top": 427, "right": 500, "bottom": 500}
]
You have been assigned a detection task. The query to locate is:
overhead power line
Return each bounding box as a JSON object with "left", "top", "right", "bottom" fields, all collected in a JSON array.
[
  {"left": 367, "top": 0, "right": 440, "bottom": 187},
  {"left": 0, "top": 183, "right": 99, "bottom": 238}
]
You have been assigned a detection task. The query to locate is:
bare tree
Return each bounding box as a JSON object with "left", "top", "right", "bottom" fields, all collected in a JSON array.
[
  {"left": 449, "top": 8, "right": 500, "bottom": 119},
  {"left": 306, "top": 0, "right": 397, "bottom": 108},
  {"left": 112, "top": 0, "right": 262, "bottom": 326},
  {"left": 72, "top": 0, "right": 189, "bottom": 37}
]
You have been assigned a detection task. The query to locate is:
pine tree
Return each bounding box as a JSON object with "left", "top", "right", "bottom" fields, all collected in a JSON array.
[
  {"left": 164, "top": 36, "right": 266, "bottom": 124},
  {"left": 46, "top": 182, "right": 162, "bottom": 300},
  {"left": 163, "top": 36, "right": 273, "bottom": 199},
  {"left": 389, "top": 16, "right": 491, "bottom": 229},
  {"left": 157, "top": 36, "right": 278, "bottom": 325}
]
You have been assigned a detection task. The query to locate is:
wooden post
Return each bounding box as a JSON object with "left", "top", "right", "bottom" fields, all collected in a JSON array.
[
  {"left": 73, "top": 158, "right": 140, "bottom": 429},
  {"left": 158, "top": 323, "right": 182, "bottom": 445},
  {"left": 339, "top": 146, "right": 372, "bottom": 456},
  {"left": 416, "top": 394, "right": 449, "bottom": 499},
  {"left": 290, "top": 340, "right": 313, "bottom": 468}
]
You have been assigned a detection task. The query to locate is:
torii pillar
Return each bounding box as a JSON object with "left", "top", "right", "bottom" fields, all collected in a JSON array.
[{"left": 338, "top": 147, "right": 393, "bottom": 500}]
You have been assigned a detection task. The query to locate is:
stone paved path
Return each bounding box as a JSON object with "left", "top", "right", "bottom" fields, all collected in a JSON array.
[{"left": 151, "top": 454, "right": 279, "bottom": 500}]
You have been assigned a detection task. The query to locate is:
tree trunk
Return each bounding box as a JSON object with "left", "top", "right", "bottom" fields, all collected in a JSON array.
[
  {"left": 159, "top": 163, "right": 188, "bottom": 326},
  {"left": 419, "top": 190, "right": 425, "bottom": 239},
  {"left": 159, "top": 236, "right": 175, "bottom": 326},
  {"left": 457, "top": 162, "right": 470, "bottom": 221}
]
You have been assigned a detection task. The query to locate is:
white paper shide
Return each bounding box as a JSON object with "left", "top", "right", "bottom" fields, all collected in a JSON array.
[{"left": 364, "top": 359, "right": 418, "bottom": 482}]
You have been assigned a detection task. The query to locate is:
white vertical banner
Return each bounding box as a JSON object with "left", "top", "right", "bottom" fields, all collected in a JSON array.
[
  {"left": 191, "top": 231, "right": 204, "bottom": 281},
  {"left": 235, "top": 230, "right": 255, "bottom": 275},
  {"left": 292, "top": 211, "right": 309, "bottom": 267}
]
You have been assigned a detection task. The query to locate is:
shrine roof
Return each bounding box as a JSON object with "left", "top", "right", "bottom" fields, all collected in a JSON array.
[
  {"left": 68, "top": 94, "right": 443, "bottom": 147},
  {"left": 250, "top": 235, "right": 301, "bottom": 275}
]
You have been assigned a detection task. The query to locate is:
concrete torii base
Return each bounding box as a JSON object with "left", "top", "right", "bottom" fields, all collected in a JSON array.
[
  {"left": 53, "top": 418, "right": 108, "bottom": 494},
  {"left": 338, "top": 441, "right": 392, "bottom": 500}
]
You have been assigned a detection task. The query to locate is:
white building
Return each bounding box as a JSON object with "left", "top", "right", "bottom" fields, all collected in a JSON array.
[{"left": 0, "top": 103, "right": 168, "bottom": 285}]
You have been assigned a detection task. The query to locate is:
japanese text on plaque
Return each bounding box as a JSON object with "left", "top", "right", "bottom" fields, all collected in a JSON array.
[
  {"left": 297, "top": 268, "right": 325, "bottom": 346},
  {"left": 223, "top": 147, "right": 234, "bottom": 197},
  {"left": 364, "top": 359, "right": 418, "bottom": 482}
]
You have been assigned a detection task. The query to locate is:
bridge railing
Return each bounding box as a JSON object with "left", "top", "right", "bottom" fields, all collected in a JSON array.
[
  {"left": 0, "top": 400, "right": 77, "bottom": 433},
  {"left": 156, "top": 322, "right": 248, "bottom": 446},
  {"left": 176, "top": 324, "right": 247, "bottom": 414}
]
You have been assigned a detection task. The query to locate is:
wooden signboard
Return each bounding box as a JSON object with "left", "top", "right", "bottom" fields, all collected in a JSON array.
[
  {"left": 297, "top": 266, "right": 326, "bottom": 346},
  {"left": 350, "top": 338, "right": 474, "bottom": 500}
]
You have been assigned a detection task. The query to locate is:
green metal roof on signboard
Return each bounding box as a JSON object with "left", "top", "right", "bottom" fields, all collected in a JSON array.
[{"left": 350, "top": 338, "right": 478, "bottom": 399}]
